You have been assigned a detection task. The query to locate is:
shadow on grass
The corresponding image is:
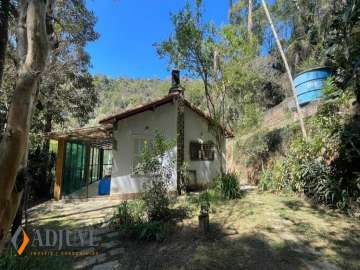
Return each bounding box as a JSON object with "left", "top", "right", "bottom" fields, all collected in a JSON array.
[
  {"left": 279, "top": 197, "right": 360, "bottom": 269},
  {"left": 113, "top": 221, "right": 329, "bottom": 270},
  {"left": 27, "top": 205, "right": 117, "bottom": 225},
  {"left": 283, "top": 200, "right": 304, "bottom": 210}
]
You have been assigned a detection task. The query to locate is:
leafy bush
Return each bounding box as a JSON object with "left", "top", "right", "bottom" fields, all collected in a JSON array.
[
  {"left": 259, "top": 169, "right": 273, "bottom": 191},
  {"left": 112, "top": 132, "right": 177, "bottom": 241},
  {"left": 133, "top": 131, "right": 175, "bottom": 178},
  {"left": 261, "top": 82, "right": 360, "bottom": 212},
  {"left": 189, "top": 189, "right": 222, "bottom": 207},
  {"left": 142, "top": 179, "right": 171, "bottom": 221},
  {"left": 237, "top": 128, "right": 294, "bottom": 184},
  {"left": 133, "top": 132, "right": 175, "bottom": 221},
  {"left": 216, "top": 173, "right": 241, "bottom": 200},
  {"left": 112, "top": 200, "right": 170, "bottom": 242},
  {"left": 112, "top": 200, "right": 144, "bottom": 225},
  {"left": 118, "top": 220, "right": 169, "bottom": 242}
]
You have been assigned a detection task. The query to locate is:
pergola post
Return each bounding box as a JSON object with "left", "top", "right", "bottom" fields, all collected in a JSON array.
[
  {"left": 84, "top": 143, "right": 91, "bottom": 199},
  {"left": 54, "top": 138, "right": 65, "bottom": 200}
]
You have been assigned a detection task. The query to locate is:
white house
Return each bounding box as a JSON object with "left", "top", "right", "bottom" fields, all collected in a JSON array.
[{"left": 51, "top": 71, "right": 232, "bottom": 200}]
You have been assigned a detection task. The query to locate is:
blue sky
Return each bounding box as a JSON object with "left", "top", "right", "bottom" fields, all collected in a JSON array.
[{"left": 85, "top": 0, "right": 230, "bottom": 79}]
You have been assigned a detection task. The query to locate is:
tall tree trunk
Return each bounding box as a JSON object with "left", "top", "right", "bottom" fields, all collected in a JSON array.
[
  {"left": 0, "top": 0, "right": 50, "bottom": 253},
  {"left": 261, "top": 0, "right": 308, "bottom": 140},
  {"left": 229, "top": 0, "right": 234, "bottom": 24},
  {"left": 0, "top": 0, "right": 10, "bottom": 88},
  {"left": 248, "top": 0, "right": 253, "bottom": 38}
]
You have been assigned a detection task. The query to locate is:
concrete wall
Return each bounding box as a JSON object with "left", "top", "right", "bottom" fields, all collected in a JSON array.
[
  {"left": 111, "top": 102, "right": 177, "bottom": 194},
  {"left": 262, "top": 97, "right": 320, "bottom": 131},
  {"left": 184, "top": 106, "right": 226, "bottom": 187}
]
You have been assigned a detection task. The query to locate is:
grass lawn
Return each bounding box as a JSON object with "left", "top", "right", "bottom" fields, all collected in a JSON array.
[
  {"left": 7, "top": 190, "right": 360, "bottom": 270},
  {"left": 117, "top": 190, "right": 360, "bottom": 270}
]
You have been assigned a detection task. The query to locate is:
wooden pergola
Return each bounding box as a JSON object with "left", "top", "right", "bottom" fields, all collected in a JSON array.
[{"left": 46, "top": 124, "right": 113, "bottom": 200}]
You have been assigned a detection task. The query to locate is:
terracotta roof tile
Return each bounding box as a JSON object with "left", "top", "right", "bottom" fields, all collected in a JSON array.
[{"left": 99, "top": 93, "right": 234, "bottom": 138}]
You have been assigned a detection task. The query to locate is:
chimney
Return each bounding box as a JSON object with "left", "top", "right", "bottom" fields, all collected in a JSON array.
[{"left": 168, "top": 69, "right": 184, "bottom": 95}]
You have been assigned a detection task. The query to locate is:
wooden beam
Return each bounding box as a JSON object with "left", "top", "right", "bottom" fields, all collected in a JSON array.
[
  {"left": 54, "top": 138, "right": 65, "bottom": 200},
  {"left": 99, "top": 148, "right": 104, "bottom": 180}
]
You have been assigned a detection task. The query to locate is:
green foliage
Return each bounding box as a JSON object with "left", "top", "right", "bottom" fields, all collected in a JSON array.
[
  {"left": 1, "top": 0, "right": 99, "bottom": 205},
  {"left": 198, "top": 191, "right": 211, "bottom": 212},
  {"left": 112, "top": 200, "right": 168, "bottom": 242},
  {"left": 258, "top": 169, "right": 273, "bottom": 191},
  {"left": 133, "top": 132, "right": 175, "bottom": 177},
  {"left": 132, "top": 132, "right": 175, "bottom": 221},
  {"left": 325, "top": 0, "right": 360, "bottom": 100},
  {"left": 297, "top": 54, "right": 325, "bottom": 72},
  {"left": 155, "top": 0, "right": 216, "bottom": 79},
  {"left": 261, "top": 81, "right": 360, "bottom": 211},
  {"left": 27, "top": 148, "right": 56, "bottom": 200},
  {"left": 113, "top": 200, "right": 144, "bottom": 226},
  {"left": 237, "top": 128, "right": 296, "bottom": 185},
  {"left": 0, "top": 250, "right": 72, "bottom": 270},
  {"left": 142, "top": 179, "right": 171, "bottom": 222},
  {"left": 93, "top": 76, "right": 170, "bottom": 123},
  {"left": 189, "top": 189, "right": 222, "bottom": 207},
  {"left": 216, "top": 173, "right": 241, "bottom": 200}
]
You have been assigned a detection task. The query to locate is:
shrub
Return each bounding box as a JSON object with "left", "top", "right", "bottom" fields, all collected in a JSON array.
[
  {"left": 262, "top": 85, "right": 360, "bottom": 211},
  {"left": 112, "top": 200, "right": 144, "bottom": 225},
  {"left": 216, "top": 173, "right": 241, "bottom": 200},
  {"left": 118, "top": 220, "right": 169, "bottom": 242},
  {"left": 133, "top": 132, "right": 175, "bottom": 221},
  {"left": 259, "top": 158, "right": 292, "bottom": 192},
  {"left": 142, "top": 179, "right": 171, "bottom": 221},
  {"left": 258, "top": 169, "right": 273, "bottom": 191},
  {"left": 134, "top": 221, "right": 169, "bottom": 241},
  {"left": 112, "top": 200, "right": 170, "bottom": 242},
  {"left": 189, "top": 189, "right": 222, "bottom": 208},
  {"left": 237, "top": 128, "right": 293, "bottom": 185}
]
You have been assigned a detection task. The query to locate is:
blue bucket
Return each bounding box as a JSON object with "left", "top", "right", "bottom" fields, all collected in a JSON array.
[
  {"left": 98, "top": 177, "right": 111, "bottom": 195},
  {"left": 294, "top": 67, "right": 333, "bottom": 105}
]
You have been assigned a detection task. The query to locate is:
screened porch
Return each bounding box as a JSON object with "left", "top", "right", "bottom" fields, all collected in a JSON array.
[{"left": 48, "top": 125, "right": 113, "bottom": 200}]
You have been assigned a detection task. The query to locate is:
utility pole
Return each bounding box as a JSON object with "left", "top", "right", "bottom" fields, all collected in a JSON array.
[{"left": 261, "top": 0, "right": 308, "bottom": 140}]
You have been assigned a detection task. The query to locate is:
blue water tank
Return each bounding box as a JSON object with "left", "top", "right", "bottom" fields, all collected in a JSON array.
[
  {"left": 98, "top": 177, "right": 111, "bottom": 195},
  {"left": 294, "top": 67, "right": 333, "bottom": 106}
]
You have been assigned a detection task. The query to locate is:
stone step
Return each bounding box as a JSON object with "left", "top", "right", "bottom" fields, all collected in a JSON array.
[{"left": 92, "top": 260, "right": 120, "bottom": 270}]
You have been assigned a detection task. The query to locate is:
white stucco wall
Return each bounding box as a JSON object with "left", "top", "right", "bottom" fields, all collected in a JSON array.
[
  {"left": 111, "top": 102, "right": 177, "bottom": 194},
  {"left": 184, "top": 106, "right": 226, "bottom": 187}
]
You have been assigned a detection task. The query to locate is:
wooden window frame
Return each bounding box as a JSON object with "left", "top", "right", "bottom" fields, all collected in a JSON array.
[{"left": 190, "top": 141, "right": 215, "bottom": 161}]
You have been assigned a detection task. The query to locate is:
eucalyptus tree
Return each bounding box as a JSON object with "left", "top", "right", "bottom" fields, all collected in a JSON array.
[
  {"left": 0, "top": 0, "right": 56, "bottom": 252},
  {"left": 0, "top": 0, "right": 98, "bottom": 252},
  {"left": 228, "top": 0, "right": 267, "bottom": 43}
]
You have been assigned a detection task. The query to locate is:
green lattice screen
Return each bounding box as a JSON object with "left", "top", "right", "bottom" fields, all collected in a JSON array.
[{"left": 63, "top": 141, "right": 86, "bottom": 195}]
